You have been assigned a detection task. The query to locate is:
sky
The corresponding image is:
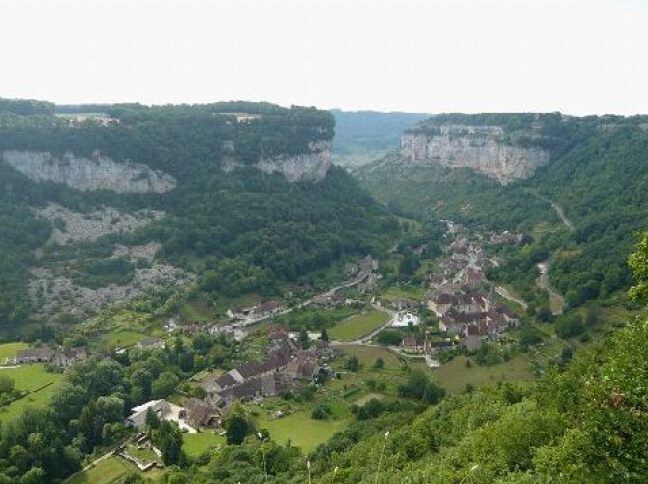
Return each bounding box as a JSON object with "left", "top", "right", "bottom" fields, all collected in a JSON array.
[{"left": 0, "top": 0, "right": 646, "bottom": 115}]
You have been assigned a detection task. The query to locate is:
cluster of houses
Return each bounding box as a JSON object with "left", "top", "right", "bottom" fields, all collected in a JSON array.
[
  {"left": 125, "top": 327, "right": 332, "bottom": 434},
  {"left": 425, "top": 224, "right": 521, "bottom": 350},
  {"left": 5, "top": 345, "right": 88, "bottom": 367},
  {"left": 202, "top": 327, "right": 328, "bottom": 410}
]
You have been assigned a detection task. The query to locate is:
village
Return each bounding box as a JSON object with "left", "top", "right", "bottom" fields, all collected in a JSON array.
[{"left": 0, "top": 220, "right": 533, "bottom": 476}]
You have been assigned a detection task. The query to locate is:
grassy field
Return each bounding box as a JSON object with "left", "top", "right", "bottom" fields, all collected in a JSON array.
[
  {"left": 66, "top": 457, "right": 132, "bottom": 484},
  {"left": 339, "top": 345, "right": 403, "bottom": 369},
  {"left": 182, "top": 432, "right": 226, "bottom": 458},
  {"left": 257, "top": 411, "right": 350, "bottom": 453},
  {"left": 328, "top": 311, "right": 389, "bottom": 341},
  {"left": 180, "top": 298, "right": 213, "bottom": 322},
  {"left": 0, "top": 363, "right": 63, "bottom": 422},
  {"left": 380, "top": 286, "right": 426, "bottom": 302},
  {"left": 433, "top": 355, "right": 535, "bottom": 394},
  {"left": 0, "top": 342, "right": 28, "bottom": 360}
]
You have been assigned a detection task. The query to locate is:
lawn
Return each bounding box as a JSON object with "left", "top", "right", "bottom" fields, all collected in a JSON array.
[
  {"left": 256, "top": 411, "right": 350, "bottom": 453},
  {"left": 328, "top": 311, "right": 389, "bottom": 341},
  {"left": 433, "top": 355, "right": 535, "bottom": 394},
  {"left": 66, "top": 457, "right": 131, "bottom": 484},
  {"left": 0, "top": 342, "right": 28, "bottom": 360},
  {"left": 182, "top": 432, "right": 226, "bottom": 458},
  {"left": 0, "top": 363, "right": 63, "bottom": 422}
]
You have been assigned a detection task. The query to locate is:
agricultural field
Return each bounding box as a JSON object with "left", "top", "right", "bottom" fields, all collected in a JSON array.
[
  {"left": 0, "top": 363, "right": 63, "bottom": 422},
  {"left": 66, "top": 457, "right": 132, "bottom": 484},
  {"left": 0, "top": 342, "right": 28, "bottom": 360},
  {"left": 380, "top": 285, "right": 426, "bottom": 302},
  {"left": 338, "top": 344, "right": 403, "bottom": 369},
  {"left": 256, "top": 411, "right": 351, "bottom": 453},
  {"left": 432, "top": 355, "right": 535, "bottom": 394},
  {"left": 328, "top": 311, "right": 389, "bottom": 341},
  {"left": 182, "top": 432, "right": 226, "bottom": 458}
]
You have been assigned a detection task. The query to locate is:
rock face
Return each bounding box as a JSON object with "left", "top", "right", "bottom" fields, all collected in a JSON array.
[
  {"left": 400, "top": 125, "right": 549, "bottom": 185},
  {"left": 2, "top": 150, "right": 176, "bottom": 193},
  {"left": 37, "top": 203, "right": 165, "bottom": 245},
  {"left": 255, "top": 140, "right": 332, "bottom": 182}
]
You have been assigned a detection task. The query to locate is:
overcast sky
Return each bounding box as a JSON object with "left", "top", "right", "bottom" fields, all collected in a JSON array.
[{"left": 1, "top": 0, "right": 646, "bottom": 115}]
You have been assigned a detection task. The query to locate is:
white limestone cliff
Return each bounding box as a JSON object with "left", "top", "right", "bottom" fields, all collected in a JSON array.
[
  {"left": 400, "top": 125, "right": 549, "bottom": 185},
  {"left": 2, "top": 150, "right": 176, "bottom": 193},
  {"left": 255, "top": 140, "right": 332, "bottom": 182}
]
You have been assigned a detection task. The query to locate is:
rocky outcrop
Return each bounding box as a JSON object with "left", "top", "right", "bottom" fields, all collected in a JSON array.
[
  {"left": 400, "top": 125, "right": 549, "bottom": 185},
  {"left": 36, "top": 203, "right": 165, "bottom": 245},
  {"left": 256, "top": 140, "right": 332, "bottom": 182},
  {"left": 2, "top": 150, "right": 176, "bottom": 193}
]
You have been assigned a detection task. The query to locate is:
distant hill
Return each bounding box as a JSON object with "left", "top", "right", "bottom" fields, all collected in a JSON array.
[{"left": 331, "top": 109, "right": 429, "bottom": 168}]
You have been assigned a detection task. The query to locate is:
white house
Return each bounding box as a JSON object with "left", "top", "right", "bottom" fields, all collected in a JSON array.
[{"left": 391, "top": 312, "right": 420, "bottom": 328}]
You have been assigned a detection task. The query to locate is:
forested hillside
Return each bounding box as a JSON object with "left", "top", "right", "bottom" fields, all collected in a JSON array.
[
  {"left": 0, "top": 100, "right": 399, "bottom": 330},
  {"left": 356, "top": 114, "right": 648, "bottom": 309}
]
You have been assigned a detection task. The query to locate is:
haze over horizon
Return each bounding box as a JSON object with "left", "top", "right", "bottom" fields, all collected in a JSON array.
[{"left": 1, "top": 0, "right": 647, "bottom": 115}]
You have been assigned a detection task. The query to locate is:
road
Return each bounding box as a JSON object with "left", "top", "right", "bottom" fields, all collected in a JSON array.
[
  {"left": 536, "top": 261, "right": 565, "bottom": 315},
  {"left": 495, "top": 285, "right": 528, "bottom": 310},
  {"left": 526, "top": 190, "right": 575, "bottom": 232},
  {"left": 547, "top": 200, "right": 574, "bottom": 232},
  {"left": 234, "top": 272, "right": 372, "bottom": 329}
]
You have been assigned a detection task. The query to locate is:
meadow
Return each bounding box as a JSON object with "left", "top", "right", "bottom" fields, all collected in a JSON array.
[
  {"left": 182, "top": 432, "right": 226, "bottom": 458},
  {"left": 0, "top": 363, "right": 63, "bottom": 422},
  {"left": 328, "top": 311, "right": 389, "bottom": 341}
]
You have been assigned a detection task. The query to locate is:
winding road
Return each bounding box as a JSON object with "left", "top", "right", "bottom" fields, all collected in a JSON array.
[{"left": 536, "top": 261, "right": 565, "bottom": 315}]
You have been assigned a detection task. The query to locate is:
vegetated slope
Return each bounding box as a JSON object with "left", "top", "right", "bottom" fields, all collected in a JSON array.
[
  {"left": 355, "top": 114, "right": 648, "bottom": 308},
  {"left": 0, "top": 99, "right": 400, "bottom": 330}
]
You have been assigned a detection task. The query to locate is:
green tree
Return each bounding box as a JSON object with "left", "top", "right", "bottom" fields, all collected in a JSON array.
[
  {"left": 152, "top": 372, "right": 180, "bottom": 399},
  {"left": 224, "top": 404, "right": 253, "bottom": 445},
  {"left": 628, "top": 231, "right": 648, "bottom": 303}
]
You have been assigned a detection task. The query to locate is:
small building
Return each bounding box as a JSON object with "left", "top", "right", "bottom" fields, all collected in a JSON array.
[
  {"left": 463, "top": 325, "right": 484, "bottom": 351},
  {"left": 15, "top": 347, "right": 54, "bottom": 364},
  {"left": 126, "top": 400, "right": 171, "bottom": 430},
  {"left": 400, "top": 337, "right": 425, "bottom": 354},
  {"left": 53, "top": 347, "right": 88, "bottom": 367},
  {"left": 391, "top": 312, "right": 420, "bottom": 328},
  {"left": 183, "top": 398, "right": 220, "bottom": 429}
]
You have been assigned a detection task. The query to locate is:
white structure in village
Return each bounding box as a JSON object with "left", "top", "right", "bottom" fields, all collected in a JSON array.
[
  {"left": 125, "top": 399, "right": 197, "bottom": 433},
  {"left": 391, "top": 311, "right": 420, "bottom": 328}
]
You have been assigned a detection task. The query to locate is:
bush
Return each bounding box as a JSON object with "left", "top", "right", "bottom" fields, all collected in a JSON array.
[
  {"left": 376, "top": 329, "right": 402, "bottom": 346},
  {"left": 555, "top": 314, "right": 585, "bottom": 339},
  {"left": 398, "top": 370, "right": 445, "bottom": 404},
  {"left": 311, "top": 403, "right": 331, "bottom": 420}
]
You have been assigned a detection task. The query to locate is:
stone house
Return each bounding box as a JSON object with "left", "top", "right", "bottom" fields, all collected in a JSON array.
[{"left": 15, "top": 347, "right": 54, "bottom": 364}]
